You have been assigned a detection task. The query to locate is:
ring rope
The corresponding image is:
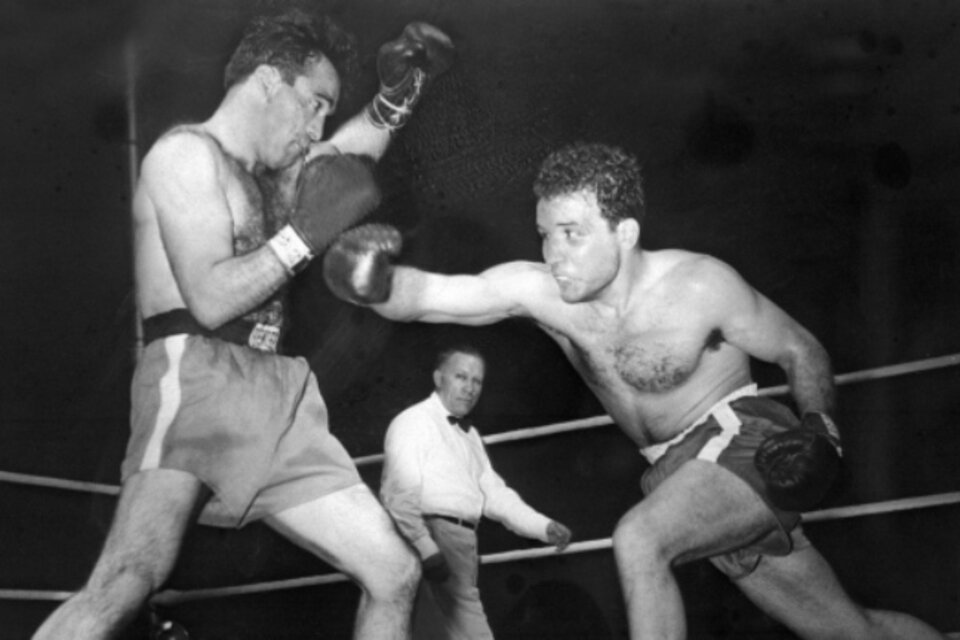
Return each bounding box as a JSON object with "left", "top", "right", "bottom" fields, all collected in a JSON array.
[
  {"left": 357, "top": 352, "right": 960, "bottom": 466},
  {"left": 3, "top": 352, "right": 959, "bottom": 491},
  {"left": 0, "top": 470, "right": 120, "bottom": 496},
  {"left": 1, "top": 353, "right": 958, "bottom": 604},
  {"left": 2, "top": 490, "right": 957, "bottom": 604},
  {"left": 146, "top": 489, "right": 960, "bottom": 604},
  {"left": 4, "top": 353, "right": 952, "bottom": 482}
]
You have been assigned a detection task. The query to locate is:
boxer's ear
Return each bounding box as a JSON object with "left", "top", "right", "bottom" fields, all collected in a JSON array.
[
  {"left": 255, "top": 64, "right": 284, "bottom": 100},
  {"left": 617, "top": 218, "right": 640, "bottom": 247}
]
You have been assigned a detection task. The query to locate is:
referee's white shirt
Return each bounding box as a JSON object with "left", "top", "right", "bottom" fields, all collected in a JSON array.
[{"left": 381, "top": 392, "right": 551, "bottom": 558}]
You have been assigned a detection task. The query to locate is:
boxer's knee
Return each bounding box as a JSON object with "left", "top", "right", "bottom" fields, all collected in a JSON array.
[
  {"left": 356, "top": 542, "right": 420, "bottom": 604},
  {"left": 612, "top": 508, "right": 671, "bottom": 572}
]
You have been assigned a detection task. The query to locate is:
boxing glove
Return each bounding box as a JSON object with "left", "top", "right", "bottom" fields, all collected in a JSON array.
[
  {"left": 421, "top": 551, "right": 451, "bottom": 583},
  {"left": 754, "top": 412, "right": 842, "bottom": 512},
  {"left": 365, "top": 22, "right": 455, "bottom": 131},
  {"left": 268, "top": 154, "right": 381, "bottom": 275},
  {"left": 323, "top": 223, "right": 402, "bottom": 304}
]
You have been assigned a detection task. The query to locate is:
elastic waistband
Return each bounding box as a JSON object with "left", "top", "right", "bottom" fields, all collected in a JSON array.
[
  {"left": 142, "top": 308, "right": 281, "bottom": 353},
  {"left": 425, "top": 513, "right": 478, "bottom": 530},
  {"left": 640, "top": 384, "right": 758, "bottom": 464}
]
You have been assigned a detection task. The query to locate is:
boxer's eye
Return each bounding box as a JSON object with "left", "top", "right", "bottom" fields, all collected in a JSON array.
[{"left": 312, "top": 96, "right": 333, "bottom": 116}]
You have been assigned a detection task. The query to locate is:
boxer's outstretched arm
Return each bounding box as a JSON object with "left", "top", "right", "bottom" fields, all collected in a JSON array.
[
  {"left": 374, "top": 263, "right": 542, "bottom": 325},
  {"left": 323, "top": 223, "right": 552, "bottom": 324}
]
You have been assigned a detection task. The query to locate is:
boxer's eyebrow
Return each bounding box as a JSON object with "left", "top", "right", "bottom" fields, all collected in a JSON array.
[{"left": 538, "top": 219, "right": 573, "bottom": 230}]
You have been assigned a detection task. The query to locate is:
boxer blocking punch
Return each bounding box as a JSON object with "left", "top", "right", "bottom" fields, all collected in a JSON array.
[
  {"left": 364, "top": 23, "right": 455, "bottom": 132},
  {"left": 33, "top": 11, "right": 454, "bottom": 640},
  {"left": 268, "top": 154, "right": 381, "bottom": 275},
  {"left": 322, "top": 143, "right": 948, "bottom": 639}
]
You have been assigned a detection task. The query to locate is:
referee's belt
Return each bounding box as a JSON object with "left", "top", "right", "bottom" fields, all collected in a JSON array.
[
  {"left": 142, "top": 308, "right": 282, "bottom": 354},
  {"left": 425, "top": 514, "right": 479, "bottom": 530}
]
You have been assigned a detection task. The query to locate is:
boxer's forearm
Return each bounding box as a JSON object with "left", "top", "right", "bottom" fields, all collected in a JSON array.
[
  {"left": 370, "top": 266, "right": 435, "bottom": 321},
  {"left": 184, "top": 247, "right": 290, "bottom": 329},
  {"left": 325, "top": 113, "right": 391, "bottom": 160},
  {"left": 782, "top": 338, "right": 836, "bottom": 416}
]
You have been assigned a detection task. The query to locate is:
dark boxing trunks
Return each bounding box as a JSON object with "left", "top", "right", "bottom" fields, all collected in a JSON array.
[{"left": 640, "top": 387, "right": 810, "bottom": 578}]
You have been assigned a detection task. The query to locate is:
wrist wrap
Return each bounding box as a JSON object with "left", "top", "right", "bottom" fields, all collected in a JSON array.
[{"left": 268, "top": 225, "right": 314, "bottom": 275}]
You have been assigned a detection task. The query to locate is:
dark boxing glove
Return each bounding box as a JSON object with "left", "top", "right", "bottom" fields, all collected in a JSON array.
[
  {"left": 268, "top": 154, "right": 381, "bottom": 275},
  {"left": 323, "top": 223, "right": 402, "bottom": 304},
  {"left": 421, "top": 551, "right": 451, "bottom": 583},
  {"left": 364, "top": 22, "right": 455, "bottom": 131},
  {"left": 754, "top": 412, "right": 842, "bottom": 512}
]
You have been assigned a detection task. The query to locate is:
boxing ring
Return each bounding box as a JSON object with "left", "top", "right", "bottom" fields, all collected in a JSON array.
[{"left": 3, "top": 352, "right": 959, "bottom": 634}]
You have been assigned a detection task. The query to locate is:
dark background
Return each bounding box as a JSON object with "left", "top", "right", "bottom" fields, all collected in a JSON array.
[{"left": 2, "top": 0, "right": 960, "bottom": 637}]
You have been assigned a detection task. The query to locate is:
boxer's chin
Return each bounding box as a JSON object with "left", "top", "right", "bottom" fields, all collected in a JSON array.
[{"left": 558, "top": 283, "right": 585, "bottom": 304}]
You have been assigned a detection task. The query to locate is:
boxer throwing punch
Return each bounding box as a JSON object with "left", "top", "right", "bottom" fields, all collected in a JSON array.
[
  {"left": 322, "top": 143, "right": 948, "bottom": 639},
  {"left": 33, "top": 10, "right": 453, "bottom": 640}
]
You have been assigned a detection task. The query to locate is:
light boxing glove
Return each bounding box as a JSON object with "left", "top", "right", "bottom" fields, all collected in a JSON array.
[
  {"left": 754, "top": 412, "right": 842, "bottom": 512},
  {"left": 268, "top": 154, "right": 381, "bottom": 275},
  {"left": 323, "top": 223, "right": 402, "bottom": 304},
  {"left": 364, "top": 22, "right": 455, "bottom": 131}
]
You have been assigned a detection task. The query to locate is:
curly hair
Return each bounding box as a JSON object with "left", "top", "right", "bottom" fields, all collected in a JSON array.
[
  {"left": 223, "top": 8, "right": 359, "bottom": 95},
  {"left": 533, "top": 142, "right": 646, "bottom": 228}
]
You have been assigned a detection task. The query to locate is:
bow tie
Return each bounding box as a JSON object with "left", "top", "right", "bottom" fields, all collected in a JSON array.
[{"left": 447, "top": 415, "right": 472, "bottom": 431}]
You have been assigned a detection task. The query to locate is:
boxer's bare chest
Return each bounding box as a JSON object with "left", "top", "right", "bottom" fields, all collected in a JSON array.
[
  {"left": 219, "top": 154, "right": 286, "bottom": 325},
  {"left": 550, "top": 306, "right": 722, "bottom": 396},
  {"left": 221, "top": 159, "right": 271, "bottom": 256}
]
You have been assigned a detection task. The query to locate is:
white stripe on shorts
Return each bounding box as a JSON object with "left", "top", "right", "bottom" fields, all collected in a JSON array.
[
  {"left": 640, "top": 384, "right": 757, "bottom": 464},
  {"left": 140, "top": 335, "right": 186, "bottom": 471},
  {"left": 696, "top": 402, "right": 742, "bottom": 463}
]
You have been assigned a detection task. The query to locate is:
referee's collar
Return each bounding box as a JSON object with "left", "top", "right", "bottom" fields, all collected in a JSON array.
[{"left": 428, "top": 392, "right": 473, "bottom": 432}]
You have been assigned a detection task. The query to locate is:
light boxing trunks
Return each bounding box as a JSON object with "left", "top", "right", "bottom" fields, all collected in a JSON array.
[
  {"left": 121, "top": 309, "right": 362, "bottom": 527},
  {"left": 639, "top": 385, "right": 810, "bottom": 578}
]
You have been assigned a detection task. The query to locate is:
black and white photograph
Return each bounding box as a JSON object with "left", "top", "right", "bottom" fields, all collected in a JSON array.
[{"left": 2, "top": 0, "right": 959, "bottom": 638}]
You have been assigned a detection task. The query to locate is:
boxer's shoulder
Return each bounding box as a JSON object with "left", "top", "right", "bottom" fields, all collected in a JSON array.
[
  {"left": 143, "top": 125, "right": 222, "bottom": 178},
  {"left": 651, "top": 250, "right": 752, "bottom": 308}
]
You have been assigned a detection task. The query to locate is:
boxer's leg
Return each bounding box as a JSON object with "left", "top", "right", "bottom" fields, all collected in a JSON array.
[
  {"left": 739, "top": 542, "right": 948, "bottom": 639},
  {"left": 266, "top": 483, "right": 420, "bottom": 640},
  {"left": 32, "top": 469, "right": 206, "bottom": 640},
  {"left": 612, "top": 459, "right": 776, "bottom": 640}
]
